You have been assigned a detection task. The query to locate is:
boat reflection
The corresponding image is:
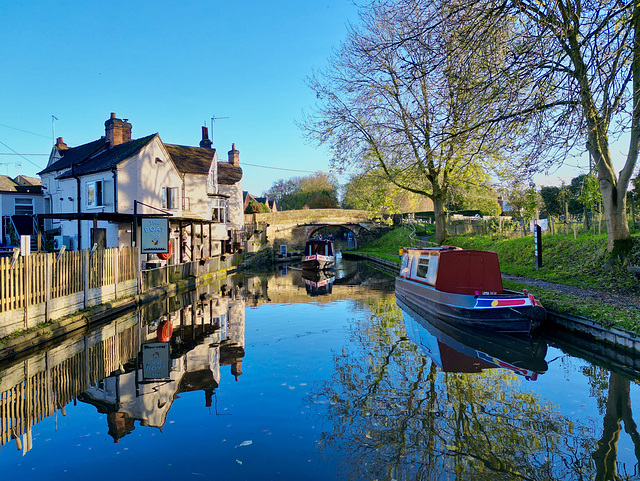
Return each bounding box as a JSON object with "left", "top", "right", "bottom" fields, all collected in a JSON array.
[
  {"left": 398, "top": 299, "right": 548, "bottom": 380},
  {"left": 302, "top": 270, "right": 335, "bottom": 297}
]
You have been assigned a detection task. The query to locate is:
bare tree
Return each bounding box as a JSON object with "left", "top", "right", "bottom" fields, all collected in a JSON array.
[
  {"left": 469, "top": 0, "right": 640, "bottom": 253},
  {"left": 301, "top": 0, "right": 528, "bottom": 244}
]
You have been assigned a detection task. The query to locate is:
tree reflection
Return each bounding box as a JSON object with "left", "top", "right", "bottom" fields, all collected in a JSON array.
[
  {"left": 310, "top": 296, "right": 639, "bottom": 480},
  {"left": 593, "top": 373, "right": 640, "bottom": 480}
]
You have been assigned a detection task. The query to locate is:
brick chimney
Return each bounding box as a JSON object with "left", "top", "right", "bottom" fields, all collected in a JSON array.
[
  {"left": 55, "top": 137, "right": 68, "bottom": 150},
  {"left": 105, "top": 112, "right": 132, "bottom": 147},
  {"left": 228, "top": 143, "right": 239, "bottom": 166},
  {"left": 199, "top": 126, "right": 212, "bottom": 149}
]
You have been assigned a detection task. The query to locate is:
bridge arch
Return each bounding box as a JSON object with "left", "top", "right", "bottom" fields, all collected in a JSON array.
[{"left": 244, "top": 209, "right": 391, "bottom": 253}]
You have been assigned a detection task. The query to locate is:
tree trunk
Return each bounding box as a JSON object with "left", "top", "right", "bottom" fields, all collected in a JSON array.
[
  {"left": 433, "top": 197, "right": 447, "bottom": 245},
  {"left": 599, "top": 176, "right": 630, "bottom": 253}
]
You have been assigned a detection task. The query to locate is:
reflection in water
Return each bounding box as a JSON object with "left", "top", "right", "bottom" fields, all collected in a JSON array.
[
  {"left": 302, "top": 270, "right": 335, "bottom": 297},
  {"left": 0, "top": 260, "right": 638, "bottom": 480},
  {"left": 310, "top": 295, "right": 639, "bottom": 481},
  {"left": 0, "top": 278, "right": 245, "bottom": 452},
  {"left": 399, "top": 299, "right": 548, "bottom": 380}
]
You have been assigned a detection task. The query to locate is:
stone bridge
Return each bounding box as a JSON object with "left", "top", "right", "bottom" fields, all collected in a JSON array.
[{"left": 244, "top": 209, "right": 391, "bottom": 252}]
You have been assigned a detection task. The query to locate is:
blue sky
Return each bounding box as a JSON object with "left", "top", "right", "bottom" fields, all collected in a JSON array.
[
  {"left": 1, "top": 0, "right": 613, "bottom": 197},
  {"left": 0, "top": 0, "right": 359, "bottom": 195}
]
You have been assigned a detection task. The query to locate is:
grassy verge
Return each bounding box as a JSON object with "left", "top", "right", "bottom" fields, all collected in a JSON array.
[{"left": 353, "top": 226, "right": 640, "bottom": 334}]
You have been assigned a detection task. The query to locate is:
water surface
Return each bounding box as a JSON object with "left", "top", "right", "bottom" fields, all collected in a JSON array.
[{"left": 0, "top": 259, "right": 638, "bottom": 480}]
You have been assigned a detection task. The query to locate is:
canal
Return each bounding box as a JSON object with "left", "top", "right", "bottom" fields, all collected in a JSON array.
[{"left": 0, "top": 257, "right": 638, "bottom": 480}]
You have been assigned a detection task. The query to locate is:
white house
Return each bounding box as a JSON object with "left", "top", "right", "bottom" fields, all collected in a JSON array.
[
  {"left": 0, "top": 175, "right": 44, "bottom": 247},
  {"left": 38, "top": 113, "right": 243, "bottom": 261}
]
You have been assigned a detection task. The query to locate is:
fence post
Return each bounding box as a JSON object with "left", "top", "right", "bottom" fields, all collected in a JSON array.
[
  {"left": 23, "top": 255, "right": 29, "bottom": 329},
  {"left": 84, "top": 249, "right": 90, "bottom": 308},
  {"left": 45, "top": 254, "right": 52, "bottom": 322},
  {"left": 114, "top": 247, "right": 120, "bottom": 299}
]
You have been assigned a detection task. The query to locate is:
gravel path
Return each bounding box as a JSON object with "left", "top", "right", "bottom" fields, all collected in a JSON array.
[{"left": 502, "top": 274, "right": 640, "bottom": 311}]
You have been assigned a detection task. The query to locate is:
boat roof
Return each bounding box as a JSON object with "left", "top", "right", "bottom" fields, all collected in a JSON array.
[{"left": 403, "top": 246, "right": 461, "bottom": 253}]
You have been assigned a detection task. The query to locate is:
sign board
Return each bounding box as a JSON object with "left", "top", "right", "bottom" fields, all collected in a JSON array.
[
  {"left": 534, "top": 224, "right": 542, "bottom": 269},
  {"left": 141, "top": 342, "right": 171, "bottom": 380},
  {"left": 141, "top": 218, "right": 169, "bottom": 254},
  {"left": 280, "top": 244, "right": 287, "bottom": 256}
]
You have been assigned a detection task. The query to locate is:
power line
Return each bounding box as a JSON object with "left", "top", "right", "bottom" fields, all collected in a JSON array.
[
  {"left": 240, "top": 162, "right": 325, "bottom": 174},
  {"left": 0, "top": 153, "right": 48, "bottom": 156},
  {"left": 0, "top": 140, "right": 42, "bottom": 168},
  {"left": 0, "top": 122, "right": 50, "bottom": 139}
]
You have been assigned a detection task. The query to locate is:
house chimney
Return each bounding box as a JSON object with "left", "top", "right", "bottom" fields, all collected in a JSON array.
[
  {"left": 228, "top": 143, "right": 239, "bottom": 166},
  {"left": 200, "top": 126, "right": 212, "bottom": 149},
  {"left": 55, "top": 137, "right": 68, "bottom": 150},
  {"left": 105, "top": 112, "right": 132, "bottom": 147}
]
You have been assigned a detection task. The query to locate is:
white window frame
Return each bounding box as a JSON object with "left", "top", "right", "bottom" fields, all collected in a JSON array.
[
  {"left": 86, "top": 181, "right": 104, "bottom": 208},
  {"left": 211, "top": 197, "right": 229, "bottom": 223},
  {"left": 162, "top": 186, "right": 179, "bottom": 210}
]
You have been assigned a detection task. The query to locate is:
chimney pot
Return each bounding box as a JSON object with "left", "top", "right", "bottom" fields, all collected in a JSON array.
[
  {"left": 228, "top": 144, "right": 239, "bottom": 166},
  {"left": 199, "top": 126, "right": 212, "bottom": 149}
]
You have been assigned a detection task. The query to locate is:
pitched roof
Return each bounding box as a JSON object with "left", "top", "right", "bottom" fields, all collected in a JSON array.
[
  {"left": 0, "top": 175, "right": 17, "bottom": 192},
  {"left": 39, "top": 138, "right": 108, "bottom": 175},
  {"left": 55, "top": 134, "right": 157, "bottom": 179},
  {"left": 166, "top": 144, "right": 242, "bottom": 185},
  {"left": 14, "top": 175, "right": 41, "bottom": 187},
  {"left": 0, "top": 175, "right": 42, "bottom": 193}
]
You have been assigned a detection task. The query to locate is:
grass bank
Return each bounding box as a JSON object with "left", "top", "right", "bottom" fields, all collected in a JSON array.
[{"left": 354, "top": 226, "right": 640, "bottom": 334}]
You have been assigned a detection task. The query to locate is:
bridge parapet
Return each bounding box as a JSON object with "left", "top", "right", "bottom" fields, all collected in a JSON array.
[{"left": 244, "top": 209, "right": 388, "bottom": 251}]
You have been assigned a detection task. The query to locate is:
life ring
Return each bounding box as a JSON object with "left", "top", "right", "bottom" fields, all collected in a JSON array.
[
  {"left": 158, "top": 242, "right": 172, "bottom": 260},
  {"left": 157, "top": 320, "right": 173, "bottom": 342}
]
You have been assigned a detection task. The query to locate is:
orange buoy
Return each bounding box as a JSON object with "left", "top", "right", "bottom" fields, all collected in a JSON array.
[
  {"left": 158, "top": 241, "right": 172, "bottom": 260},
  {"left": 157, "top": 320, "right": 173, "bottom": 342}
]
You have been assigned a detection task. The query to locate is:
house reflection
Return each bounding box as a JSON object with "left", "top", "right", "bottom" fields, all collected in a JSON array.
[
  {"left": 0, "top": 278, "right": 245, "bottom": 452},
  {"left": 79, "top": 285, "right": 245, "bottom": 442}
]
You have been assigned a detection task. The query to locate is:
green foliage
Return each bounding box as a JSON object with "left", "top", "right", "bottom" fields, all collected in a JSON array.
[
  {"left": 448, "top": 183, "right": 501, "bottom": 216},
  {"left": 502, "top": 182, "right": 542, "bottom": 220},
  {"left": 264, "top": 172, "right": 339, "bottom": 210},
  {"left": 244, "top": 200, "right": 270, "bottom": 214},
  {"left": 342, "top": 171, "right": 432, "bottom": 215}
]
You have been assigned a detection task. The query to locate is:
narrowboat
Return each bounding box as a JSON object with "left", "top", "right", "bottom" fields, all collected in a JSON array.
[
  {"left": 398, "top": 298, "right": 548, "bottom": 379},
  {"left": 301, "top": 239, "right": 335, "bottom": 270},
  {"left": 395, "top": 246, "right": 546, "bottom": 334}
]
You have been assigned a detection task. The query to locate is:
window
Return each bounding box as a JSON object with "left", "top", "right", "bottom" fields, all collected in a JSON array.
[
  {"left": 416, "top": 256, "right": 430, "bottom": 278},
  {"left": 162, "top": 187, "right": 179, "bottom": 210},
  {"left": 86, "top": 181, "right": 103, "bottom": 208},
  {"left": 14, "top": 198, "right": 33, "bottom": 215},
  {"left": 211, "top": 197, "right": 228, "bottom": 223}
]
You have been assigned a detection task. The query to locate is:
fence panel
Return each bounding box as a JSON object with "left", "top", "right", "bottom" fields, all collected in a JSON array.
[
  {"left": 51, "top": 250, "right": 84, "bottom": 300},
  {"left": 118, "top": 247, "right": 137, "bottom": 282}
]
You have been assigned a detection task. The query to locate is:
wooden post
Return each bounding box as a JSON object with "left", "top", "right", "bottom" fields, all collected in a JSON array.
[
  {"left": 23, "top": 255, "right": 29, "bottom": 328},
  {"left": 114, "top": 246, "right": 119, "bottom": 299},
  {"left": 45, "top": 254, "right": 52, "bottom": 322},
  {"left": 83, "top": 249, "right": 90, "bottom": 308}
]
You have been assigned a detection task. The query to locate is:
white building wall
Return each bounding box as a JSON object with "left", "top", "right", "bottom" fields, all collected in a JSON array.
[
  {"left": 219, "top": 180, "right": 243, "bottom": 232},
  {"left": 117, "top": 137, "right": 182, "bottom": 217},
  {"left": 183, "top": 173, "right": 209, "bottom": 218}
]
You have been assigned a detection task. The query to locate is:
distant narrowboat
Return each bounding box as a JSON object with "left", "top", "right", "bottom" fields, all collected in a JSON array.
[
  {"left": 395, "top": 246, "right": 546, "bottom": 334},
  {"left": 302, "top": 239, "right": 335, "bottom": 270}
]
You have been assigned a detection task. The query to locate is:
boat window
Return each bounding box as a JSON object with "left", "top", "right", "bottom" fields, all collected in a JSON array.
[{"left": 416, "top": 257, "right": 430, "bottom": 279}]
